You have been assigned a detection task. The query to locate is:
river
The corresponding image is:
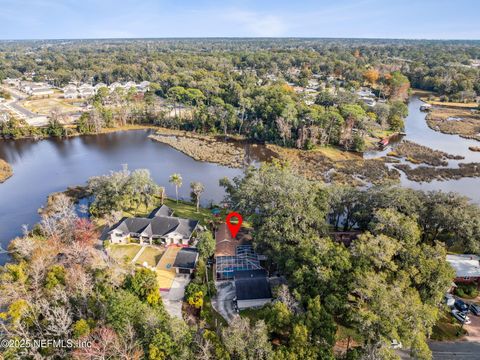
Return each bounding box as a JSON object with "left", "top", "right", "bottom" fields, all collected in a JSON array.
[
  {"left": 365, "top": 95, "right": 480, "bottom": 204},
  {"left": 0, "top": 130, "right": 244, "bottom": 264}
]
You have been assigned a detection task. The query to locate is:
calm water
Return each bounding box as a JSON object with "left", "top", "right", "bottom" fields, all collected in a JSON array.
[
  {"left": 365, "top": 96, "right": 480, "bottom": 204},
  {"left": 0, "top": 130, "right": 244, "bottom": 263}
]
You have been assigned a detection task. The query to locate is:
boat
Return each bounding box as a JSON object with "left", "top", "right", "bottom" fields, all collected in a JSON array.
[
  {"left": 379, "top": 138, "right": 389, "bottom": 147},
  {"left": 420, "top": 103, "right": 432, "bottom": 112}
]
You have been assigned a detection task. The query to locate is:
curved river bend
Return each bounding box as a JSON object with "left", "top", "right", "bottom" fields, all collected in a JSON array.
[{"left": 365, "top": 96, "right": 480, "bottom": 204}]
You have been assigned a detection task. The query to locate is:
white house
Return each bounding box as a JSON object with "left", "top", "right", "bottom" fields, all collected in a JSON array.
[
  {"left": 108, "top": 205, "right": 199, "bottom": 246},
  {"left": 137, "top": 81, "right": 150, "bottom": 92},
  {"left": 94, "top": 83, "right": 107, "bottom": 92},
  {"left": 109, "top": 82, "right": 123, "bottom": 92},
  {"left": 63, "top": 88, "right": 78, "bottom": 99}
]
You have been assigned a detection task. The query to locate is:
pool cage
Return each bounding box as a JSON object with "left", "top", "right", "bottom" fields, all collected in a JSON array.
[{"left": 215, "top": 245, "right": 263, "bottom": 280}]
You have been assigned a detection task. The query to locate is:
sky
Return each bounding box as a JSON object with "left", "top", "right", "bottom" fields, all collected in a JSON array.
[{"left": 0, "top": 0, "right": 479, "bottom": 40}]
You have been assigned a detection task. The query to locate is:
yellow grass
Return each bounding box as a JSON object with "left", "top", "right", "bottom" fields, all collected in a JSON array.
[
  {"left": 313, "top": 146, "right": 362, "bottom": 161},
  {"left": 135, "top": 246, "right": 164, "bottom": 267},
  {"left": 420, "top": 97, "right": 478, "bottom": 109},
  {"left": 108, "top": 244, "right": 142, "bottom": 263},
  {"left": 0, "top": 159, "right": 13, "bottom": 183},
  {"left": 20, "top": 97, "right": 82, "bottom": 115},
  {"left": 156, "top": 246, "right": 180, "bottom": 290}
]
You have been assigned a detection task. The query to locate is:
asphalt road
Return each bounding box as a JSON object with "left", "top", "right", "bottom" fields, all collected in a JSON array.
[{"left": 429, "top": 341, "right": 480, "bottom": 359}]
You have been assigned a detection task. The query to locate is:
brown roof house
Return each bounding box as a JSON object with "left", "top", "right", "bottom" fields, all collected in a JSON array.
[{"left": 214, "top": 224, "right": 262, "bottom": 280}]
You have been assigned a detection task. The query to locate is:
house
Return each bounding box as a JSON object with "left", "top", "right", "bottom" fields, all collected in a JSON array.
[
  {"left": 78, "top": 85, "right": 95, "bottom": 99},
  {"left": 63, "top": 88, "right": 78, "bottom": 99},
  {"left": 137, "top": 81, "right": 150, "bottom": 92},
  {"left": 124, "top": 81, "right": 137, "bottom": 90},
  {"left": 109, "top": 82, "right": 123, "bottom": 92},
  {"left": 108, "top": 205, "right": 199, "bottom": 246},
  {"left": 30, "top": 86, "right": 54, "bottom": 96},
  {"left": 361, "top": 97, "right": 376, "bottom": 107},
  {"left": 356, "top": 87, "right": 376, "bottom": 98},
  {"left": 234, "top": 269, "right": 272, "bottom": 310},
  {"left": 94, "top": 83, "right": 107, "bottom": 92},
  {"left": 214, "top": 224, "right": 263, "bottom": 280},
  {"left": 173, "top": 248, "right": 199, "bottom": 274},
  {"left": 446, "top": 254, "right": 480, "bottom": 284}
]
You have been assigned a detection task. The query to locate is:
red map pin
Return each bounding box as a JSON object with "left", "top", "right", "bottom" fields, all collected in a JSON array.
[{"left": 226, "top": 212, "right": 243, "bottom": 238}]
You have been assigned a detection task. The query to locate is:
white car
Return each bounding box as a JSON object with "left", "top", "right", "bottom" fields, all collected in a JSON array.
[
  {"left": 452, "top": 309, "right": 471, "bottom": 324},
  {"left": 390, "top": 339, "right": 403, "bottom": 349}
]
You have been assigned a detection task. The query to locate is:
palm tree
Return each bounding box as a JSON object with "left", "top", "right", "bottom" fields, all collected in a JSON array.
[
  {"left": 190, "top": 182, "right": 205, "bottom": 212},
  {"left": 169, "top": 173, "right": 183, "bottom": 203}
]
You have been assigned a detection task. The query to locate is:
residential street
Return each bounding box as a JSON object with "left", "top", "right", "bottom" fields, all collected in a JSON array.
[{"left": 429, "top": 341, "right": 480, "bottom": 359}]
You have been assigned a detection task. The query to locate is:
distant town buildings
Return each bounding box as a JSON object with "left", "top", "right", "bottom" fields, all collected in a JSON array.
[{"left": 61, "top": 80, "right": 150, "bottom": 99}]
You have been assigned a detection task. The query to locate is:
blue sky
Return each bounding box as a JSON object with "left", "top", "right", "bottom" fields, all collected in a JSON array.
[{"left": 1, "top": 0, "right": 479, "bottom": 40}]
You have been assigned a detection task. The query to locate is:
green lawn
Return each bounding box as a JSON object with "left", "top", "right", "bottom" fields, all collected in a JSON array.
[
  {"left": 121, "top": 197, "right": 215, "bottom": 226},
  {"left": 135, "top": 246, "right": 164, "bottom": 267},
  {"left": 164, "top": 198, "right": 214, "bottom": 225},
  {"left": 108, "top": 244, "right": 142, "bottom": 263},
  {"left": 336, "top": 324, "right": 364, "bottom": 343}
]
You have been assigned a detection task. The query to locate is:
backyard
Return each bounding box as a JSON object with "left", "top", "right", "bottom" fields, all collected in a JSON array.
[{"left": 122, "top": 197, "right": 216, "bottom": 226}]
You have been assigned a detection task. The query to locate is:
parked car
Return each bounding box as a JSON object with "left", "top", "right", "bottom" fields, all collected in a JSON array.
[
  {"left": 444, "top": 293, "right": 455, "bottom": 307},
  {"left": 470, "top": 303, "right": 480, "bottom": 316},
  {"left": 454, "top": 299, "right": 469, "bottom": 313},
  {"left": 451, "top": 309, "right": 471, "bottom": 324},
  {"left": 390, "top": 339, "right": 403, "bottom": 349}
]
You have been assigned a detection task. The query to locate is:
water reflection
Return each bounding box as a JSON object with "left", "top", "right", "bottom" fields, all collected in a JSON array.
[
  {"left": 365, "top": 95, "right": 480, "bottom": 203},
  {"left": 0, "top": 130, "right": 249, "bottom": 262}
]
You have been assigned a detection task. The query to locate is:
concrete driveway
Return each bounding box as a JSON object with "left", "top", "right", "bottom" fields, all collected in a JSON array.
[
  {"left": 160, "top": 276, "right": 190, "bottom": 320},
  {"left": 213, "top": 281, "right": 237, "bottom": 323}
]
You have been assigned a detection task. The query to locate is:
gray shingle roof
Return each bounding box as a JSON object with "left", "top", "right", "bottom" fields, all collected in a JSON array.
[
  {"left": 235, "top": 276, "right": 272, "bottom": 301},
  {"left": 109, "top": 206, "right": 198, "bottom": 239},
  {"left": 173, "top": 248, "right": 199, "bottom": 269}
]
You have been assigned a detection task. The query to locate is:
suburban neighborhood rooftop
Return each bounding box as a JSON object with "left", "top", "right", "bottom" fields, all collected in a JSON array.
[{"left": 446, "top": 254, "right": 480, "bottom": 278}]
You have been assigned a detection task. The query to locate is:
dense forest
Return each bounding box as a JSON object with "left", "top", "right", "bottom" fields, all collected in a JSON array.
[
  {"left": 1, "top": 163, "right": 479, "bottom": 359},
  {"left": 1, "top": 39, "right": 479, "bottom": 150}
]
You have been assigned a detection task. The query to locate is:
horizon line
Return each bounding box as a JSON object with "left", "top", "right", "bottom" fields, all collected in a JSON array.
[{"left": 1, "top": 36, "right": 480, "bottom": 42}]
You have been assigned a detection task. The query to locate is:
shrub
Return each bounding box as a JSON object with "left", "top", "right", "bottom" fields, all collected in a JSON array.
[{"left": 455, "top": 283, "right": 479, "bottom": 299}]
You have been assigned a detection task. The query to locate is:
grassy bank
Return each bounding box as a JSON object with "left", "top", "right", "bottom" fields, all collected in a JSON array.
[
  {"left": 426, "top": 107, "right": 480, "bottom": 142},
  {"left": 0, "top": 159, "right": 13, "bottom": 183},
  {"left": 149, "top": 131, "right": 245, "bottom": 168},
  {"left": 395, "top": 163, "right": 480, "bottom": 182},
  {"left": 388, "top": 140, "right": 463, "bottom": 166}
]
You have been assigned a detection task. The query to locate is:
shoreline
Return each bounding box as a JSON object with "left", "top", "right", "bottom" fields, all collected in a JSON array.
[
  {"left": 0, "top": 159, "right": 13, "bottom": 183},
  {"left": 425, "top": 107, "right": 480, "bottom": 143}
]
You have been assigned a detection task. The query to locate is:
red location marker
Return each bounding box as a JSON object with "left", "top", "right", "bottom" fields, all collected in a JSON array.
[{"left": 225, "top": 212, "right": 243, "bottom": 238}]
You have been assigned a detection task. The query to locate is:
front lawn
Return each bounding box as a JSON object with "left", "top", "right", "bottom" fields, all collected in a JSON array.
[
  {"left": 108, "top": 244, "right": 142, "bottom": 263},
  {"left": 135, "top": 246, "right": 164, "bottom": 267}
]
